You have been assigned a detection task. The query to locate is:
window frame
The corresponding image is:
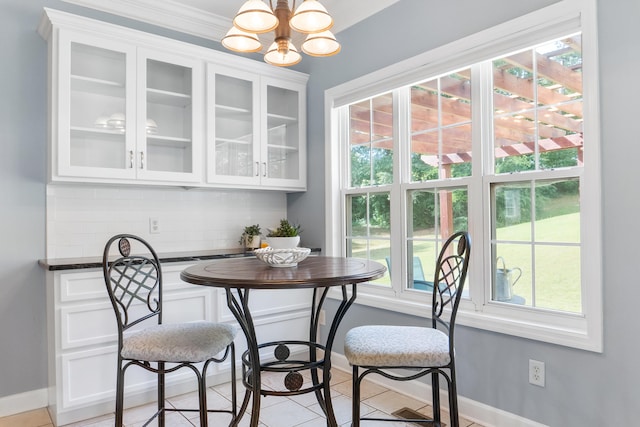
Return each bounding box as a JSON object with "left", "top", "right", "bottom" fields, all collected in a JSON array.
[{"left": 324, "top": 0, "right": 602, "bottom": 352}]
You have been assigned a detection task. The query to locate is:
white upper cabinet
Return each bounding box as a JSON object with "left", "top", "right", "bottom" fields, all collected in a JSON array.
[
  {"left": 137, "top": 49, "right": 203, "bottom": 182},
  {"left": 262, "top": 77, "right": 306, "bottom": 189},
  {"left": 40, "top": 8, "right": 307, "bottom": 191},
  {"left": 58, "top": 32, "right": 137, "bottom": 180},
  {"left": 208, "top": 67, "right": 260, "bottom": 186},
  {"left": 208, "top": 66, "right": 306, "bottom": 191},
  {"left": 53, "top": 28, "right": 202, "bottom": 183}
]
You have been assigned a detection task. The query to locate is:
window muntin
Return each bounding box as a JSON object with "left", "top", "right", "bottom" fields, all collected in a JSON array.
[
  {"left": 493, "top": 35, "right": 583, "bottom": 173},
  {"left": 489, "top": 34, "right": 583, "bottom": 311},
  {"left": 349, "top": 93, "right": 394, "bottom": 187},
  {"left": 411, "top": 71, "right": 472, "bottom": 181},
  {"left": 346, "top": 192, "right": 391, "bottom": 287},
  {"left": 491, "top": 178, "right": 581, "bottom": 312},
  {"left": 407, "top": 187, "right": 469, "bottom": 291},
  {"left": 347, "top": 92, "right": 394, "bottom": 287}
]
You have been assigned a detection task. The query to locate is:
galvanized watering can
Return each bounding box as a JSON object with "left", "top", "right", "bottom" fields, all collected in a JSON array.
[{"left": 494, "top": 256, "right": 522, "bottom": 301}]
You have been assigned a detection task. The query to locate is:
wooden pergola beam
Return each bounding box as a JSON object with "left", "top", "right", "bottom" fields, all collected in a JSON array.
[
  {"left": 348, "top": 40, "right": 584, "bottom": 155},
  {"left": 419, "top": 133, "right": 584, "bottom": 167}
]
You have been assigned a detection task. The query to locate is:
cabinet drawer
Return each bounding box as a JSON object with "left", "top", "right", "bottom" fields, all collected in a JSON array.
[
  {"left": 61, "top": 346, "right": 119, "bottom": 409},
  {"left": 58, "top": 264, "right": 197, "bottom": 303},
  {"left": 60, "top": 301, "right": 116, "bottom": 349},
  {"left": 59, "top": 270, "right": 106, "bottom": 303},
  {"left": 61, "top": 346, "right": 192, "bottom": 410},
  {"left": 61, "top": 289, "right": 215, "bottom": 350},
  {"left": 60, "top": 344, "right": 231, "bottom": 411},
  {"left": 243, "top": 288, "right": 313, "bottom": 317},
  {"left": 163, "top": 264, "right": 196, "bottom": 291}
]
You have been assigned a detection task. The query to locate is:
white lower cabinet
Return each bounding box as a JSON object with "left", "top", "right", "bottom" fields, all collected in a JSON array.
[{"left": 47, "top": 262, "right": 313, "bottom": 425}]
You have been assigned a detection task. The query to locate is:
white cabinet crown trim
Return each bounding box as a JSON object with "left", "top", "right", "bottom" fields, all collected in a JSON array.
[
  {"left": 40, "top": 8, "right": 307, "bottom": 82},
  {"left": 60, "top": 0, "right": 231, "bottom": 42}
]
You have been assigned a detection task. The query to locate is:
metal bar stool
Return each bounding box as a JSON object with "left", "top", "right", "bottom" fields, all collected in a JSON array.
[
  {"left": 345, "top": 231, "right": 471, "bottom": 427},
  {"left": 103, "top": 234, "right": 238, "bottom": 426}
]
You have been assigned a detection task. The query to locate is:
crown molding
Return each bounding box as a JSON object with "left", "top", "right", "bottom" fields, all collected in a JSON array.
[
  {"left": 61, "top": 0, "right": 230, "bottom": 41},
  {"left": 62, "top": 0, "right": 403, "bottom": 42}
]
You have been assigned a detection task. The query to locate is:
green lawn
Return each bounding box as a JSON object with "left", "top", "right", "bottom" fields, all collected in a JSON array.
[
  {"left": 352, "top": 212, "right": 582, "bottom": 313},
  {"left": 494, "top": 212, "right": 581, "bottom": 313}
]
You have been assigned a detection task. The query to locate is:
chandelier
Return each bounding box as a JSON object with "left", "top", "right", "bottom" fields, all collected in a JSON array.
[{"left": 222, "top": 0, "right": 341, "bottom": 67}]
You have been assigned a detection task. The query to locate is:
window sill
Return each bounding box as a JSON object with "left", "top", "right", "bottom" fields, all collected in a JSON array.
[{"left": 329, "top": 287, "right": 602, "bottom": 353}]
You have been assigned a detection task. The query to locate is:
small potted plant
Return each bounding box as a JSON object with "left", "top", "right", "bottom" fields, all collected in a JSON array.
[
  {"left": 266, "top": 219, "right": 301, "bottom": 249},
  {"left": 240, "top": 224, "right": 262, "bottom": 249}
]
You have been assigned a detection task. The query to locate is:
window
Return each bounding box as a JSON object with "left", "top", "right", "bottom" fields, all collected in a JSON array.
[
  {"left": 346, "top": 93, "right": 394, "bottom": 288},
  {"left": 325, "top": 2, "right": 601, "bottom": 351},
  {"left": 489, "top": 36, "right": 583, "bottom": 312}
]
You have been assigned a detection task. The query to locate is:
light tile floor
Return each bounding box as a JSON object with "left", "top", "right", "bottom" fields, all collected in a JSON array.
[{"left": 0, "top": 369, "right": 485, "bottom": 427}]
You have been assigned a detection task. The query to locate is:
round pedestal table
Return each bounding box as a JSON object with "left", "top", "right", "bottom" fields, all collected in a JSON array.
[{"left": 181, "top": 256, "right": 386, "bottom": 427}]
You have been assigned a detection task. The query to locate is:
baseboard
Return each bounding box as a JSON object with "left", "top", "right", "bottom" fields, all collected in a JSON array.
[
  {"left": 0, "top": 388, "right": 48, "bottom": 418},
  {"left": 51, "top": 369, "right": 236, "bottom": 426},
  {"left": 1, "top": 355, "right": 547, "bottom": 427},
  {"left": 0, "top": 369, "right": 234, "bottom": 424},
  {"left": 330, "top": 353, "right": 548, "bottom": 427}
]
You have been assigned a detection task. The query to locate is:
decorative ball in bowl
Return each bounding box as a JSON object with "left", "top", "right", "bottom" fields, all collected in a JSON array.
[{"left": 254, "top": 247, "right": 311, "bottom": 268}]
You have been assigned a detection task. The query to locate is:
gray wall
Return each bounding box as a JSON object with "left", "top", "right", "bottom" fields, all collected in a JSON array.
[
  {"left": 0, "top": 0, "right": 254, "bottom": 399},
  {"left": 1, "top": 1, "right": 48, "bottom": 398},
  {"left": 3, "top": 0, "right": 639, "bottom": 426},
  {"left": 305, "top": 1, "right": 640, "bottom": 426}
]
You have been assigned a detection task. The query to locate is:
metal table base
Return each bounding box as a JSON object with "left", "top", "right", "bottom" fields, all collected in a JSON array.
[{"left": 227, "top": 284, "right": 356, "bottom": 427}]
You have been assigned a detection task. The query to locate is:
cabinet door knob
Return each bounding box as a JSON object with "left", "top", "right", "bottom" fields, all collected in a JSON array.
[
  {"left": 129, "top": 150, "right": 134, "bottom": 169},
  {"left": 255, "top": 161, "right": 259, "bottom": 177},
  {"left": 140, "top": 152, "right": 144, "bottom": 169},
  {"left": 262, "top": 162, "right": 267, "bottom": 177}
]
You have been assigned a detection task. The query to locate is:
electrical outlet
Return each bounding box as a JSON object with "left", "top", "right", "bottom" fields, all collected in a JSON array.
[
  {"left": 149, "top": 217, "right": 160, "bottom": 234},
  {"left": 319, "top": 309, "right": 326, "bottom": 326},
  {"left": 529, "top": 359, "right": 545, "bottom": 387}
]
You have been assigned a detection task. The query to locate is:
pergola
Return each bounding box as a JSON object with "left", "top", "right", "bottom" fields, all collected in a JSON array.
[{"left": 348, "top": 35, "right": 583, "bottom": 239}]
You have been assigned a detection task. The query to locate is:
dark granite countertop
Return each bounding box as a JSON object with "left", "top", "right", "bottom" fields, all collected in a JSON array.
[{"left": 38, "top": 247, "right": 321, "bottom": 271}]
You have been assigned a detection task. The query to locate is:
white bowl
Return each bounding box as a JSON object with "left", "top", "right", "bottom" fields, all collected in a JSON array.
[
  {"left": 107, "top": 112, "right": 125, "bottom": 129},
  {"left": 254, "top": 247, "right": 311, "bottom": 267},
  {"left": 146, "top": 118, "right": 158, "bottom": 134},
  {"left": 94, "top": 116, "right": 110, "bottom": 128}
]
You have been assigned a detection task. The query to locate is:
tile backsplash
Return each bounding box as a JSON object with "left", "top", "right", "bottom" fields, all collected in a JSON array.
[{"left": 46, "top": 184, "right": 287, "bottom": 259}]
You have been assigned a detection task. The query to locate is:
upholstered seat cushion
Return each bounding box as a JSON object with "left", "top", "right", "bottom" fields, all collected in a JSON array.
[
  {"left": 122, "top": 321, "right": 237, "bottom": 363},
  {"left": 344, "top": 325, "right": 450, "bottom": 368}
]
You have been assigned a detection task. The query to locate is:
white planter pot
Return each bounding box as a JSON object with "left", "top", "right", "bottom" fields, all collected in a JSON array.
[
  {"left": 266, "top": 236, "right": 300, "bottom": 249},
  {"left": 245, "top": 235, "right": 261, "bottom": 249}
]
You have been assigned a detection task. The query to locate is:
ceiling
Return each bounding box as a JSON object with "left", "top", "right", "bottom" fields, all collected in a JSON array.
[
  {"left": 170, "top": 0, "right": 398, "bottom": 34},
  {"left": 62, "top": 0, "right": 401, "bottom": 47}
]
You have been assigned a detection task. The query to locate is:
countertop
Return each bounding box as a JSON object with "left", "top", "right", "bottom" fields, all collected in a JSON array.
[{"left": 39, "top": 247, "right": 321, "bottom": 271}]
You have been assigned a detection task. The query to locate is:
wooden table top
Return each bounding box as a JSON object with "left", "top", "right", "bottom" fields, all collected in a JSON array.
[{"left": 180, "top": 256, "right": 386, "bottom": 290}]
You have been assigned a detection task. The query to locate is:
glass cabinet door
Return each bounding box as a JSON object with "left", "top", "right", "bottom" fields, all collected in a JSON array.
[
  {"left": 137, "top": 50, "right": 202, "bottom": 182},
  {"left": 261, "top": 77, "right": 306, "bottom": 189},
  {"left": 57, "top": 31, "right": 136, "bottom": 179},
  {"left": 208, "top": 67, "right": 260, "bottom": 185},
  {"left": 56, "top": 32, "right": 202, "bottom": 183}
]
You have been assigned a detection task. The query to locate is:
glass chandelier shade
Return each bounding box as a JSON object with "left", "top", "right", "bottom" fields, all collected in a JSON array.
[
  {"left": 221, "top": 27, "right": 262, "bottom": 53},
  {"left": 301, "top": 30, "right": 340, "bottom": 56},
  {"left": 289, "top": 0, "right": 333, "bottom": 33},
  {"left": 224, "top": 0, "right": 340, "bottom": 67},
  {"left": 264, "top": 40, "right": 302, "bottom": 66},
  {"left": 233, "top": 0, "right": 279, "bottom": 34}
]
